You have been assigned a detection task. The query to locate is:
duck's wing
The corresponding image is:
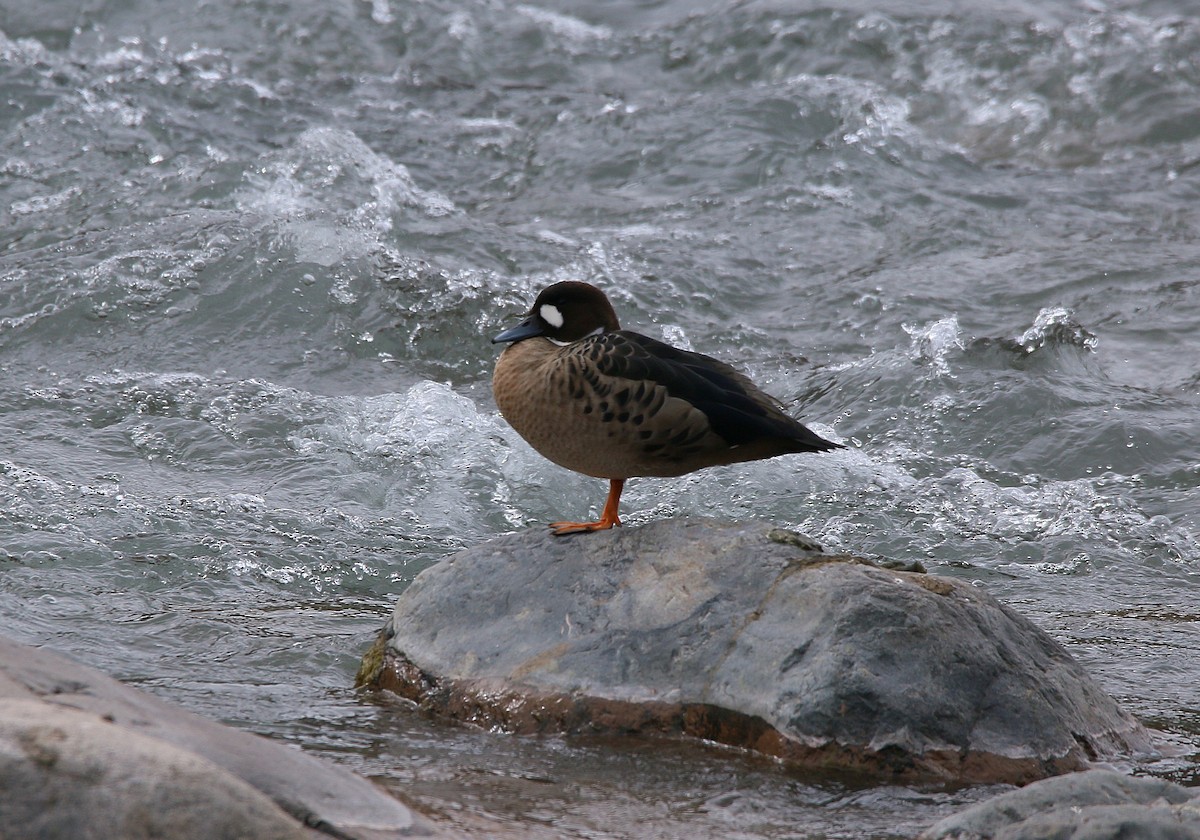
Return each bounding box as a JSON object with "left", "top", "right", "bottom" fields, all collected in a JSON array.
[{"left": 574, "top": 330, "right": 839, "bottom": 452}]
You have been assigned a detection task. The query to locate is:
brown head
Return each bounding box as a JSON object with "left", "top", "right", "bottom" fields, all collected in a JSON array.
[{"left": 492, "top": 281, "right": 621, "bottom": 345}]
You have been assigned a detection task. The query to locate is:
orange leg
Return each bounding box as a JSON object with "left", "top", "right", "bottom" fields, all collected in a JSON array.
[{"left": 549, "top": 479, "right": 625, "bottom": 536}]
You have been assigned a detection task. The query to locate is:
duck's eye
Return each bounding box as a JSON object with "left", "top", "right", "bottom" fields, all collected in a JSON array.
[{"left": 539, "top": 303, "right": 565, "bottom": 329}]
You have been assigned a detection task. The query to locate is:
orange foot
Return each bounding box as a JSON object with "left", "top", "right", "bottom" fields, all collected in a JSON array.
[
  {"left": 548, "top": 479, "right": 625, "bottom": 537},
  {"left": 549, "top": 517, "right": 621, "bottom": 536}
]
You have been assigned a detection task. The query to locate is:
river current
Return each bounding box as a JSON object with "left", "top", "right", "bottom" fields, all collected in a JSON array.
[{"left": 2, "top": 0, "right": 1198, "bottom": 836}]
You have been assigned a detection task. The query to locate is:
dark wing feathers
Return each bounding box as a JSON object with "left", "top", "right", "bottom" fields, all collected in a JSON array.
[{"left": 585, "top": 330, "right": 839, "bottom": 452}]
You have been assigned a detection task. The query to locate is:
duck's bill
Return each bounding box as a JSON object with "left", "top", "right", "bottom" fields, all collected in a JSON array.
[{"left": 492, "top": 315, "right": 544, "bottom": 344}]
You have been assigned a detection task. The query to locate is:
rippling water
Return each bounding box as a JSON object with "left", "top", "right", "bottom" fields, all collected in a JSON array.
[{"left": 2, "top": 0, "right": 1199, "bottom": 836}]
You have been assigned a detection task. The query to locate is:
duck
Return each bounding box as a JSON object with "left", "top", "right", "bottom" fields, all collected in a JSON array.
[{"left": 492, "top": 281, "right": 842, "bottom": 535}]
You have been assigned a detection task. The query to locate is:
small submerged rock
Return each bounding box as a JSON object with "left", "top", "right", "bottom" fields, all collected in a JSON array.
[
  {"left": 360, "top": 518, "right": 1152, "bottom": 784},
  {"left": 921, "top": 769, "right": 1200, "bottom": 839}
]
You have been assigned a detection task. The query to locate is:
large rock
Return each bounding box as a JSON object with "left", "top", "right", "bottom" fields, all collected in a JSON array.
[
  {"left": 360, "top": 519, "right": 1153, "bottom": 784},
  {"left": 0, "top": 636, "right": 433, "bottom": 839},
  {"left": 0, "top": 698, "right": 309, "bottom": 840},
  {"left": 921, "top": 769, "right": 1200, "bottom": 839}
]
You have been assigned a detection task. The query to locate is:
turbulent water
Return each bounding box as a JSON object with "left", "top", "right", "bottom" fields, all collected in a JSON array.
[{"left": 2, "top": 0, "right": 1199, "bottom": 835}]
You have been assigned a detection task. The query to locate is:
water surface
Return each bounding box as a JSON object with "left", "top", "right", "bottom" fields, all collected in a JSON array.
[{"left": 2, "top": 0, "right": 1198, "bottom": 836}]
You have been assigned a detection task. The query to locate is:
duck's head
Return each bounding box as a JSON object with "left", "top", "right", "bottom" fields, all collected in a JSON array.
[{"left": 492, "top": 281, "right": 621, "bottom": 345}]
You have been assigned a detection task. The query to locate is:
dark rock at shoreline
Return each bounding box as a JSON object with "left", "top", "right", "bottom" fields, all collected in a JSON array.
[
  {"left": 0, "top": 636, "right": 433, "bottom": 839},
  {"left": 921, "top": 769, "right": 1200, "bottom": 839},
  {"left": 360, "top": 518, "right": 1153, "bottom": 784}
]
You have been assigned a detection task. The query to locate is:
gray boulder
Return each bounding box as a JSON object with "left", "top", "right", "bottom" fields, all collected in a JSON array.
[
  {"left": 0, "top": 698, "right": 309, "bottom": 840},
  {"left": 360, "top": 519, "right": 1153, "bottom": 784},
  {"left": 921, "top": 769, "right": 1200, "bottom": 839},
  {"left": 0, "top": 636, "right": 433, "bottom": 839}
]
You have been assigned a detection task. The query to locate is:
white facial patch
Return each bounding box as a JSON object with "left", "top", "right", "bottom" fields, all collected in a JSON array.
[{"left": 539, "top": 303, "right": 564, "bottom": 329}]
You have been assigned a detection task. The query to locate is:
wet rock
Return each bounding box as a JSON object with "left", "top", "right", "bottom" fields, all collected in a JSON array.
[
  {"left": 921, "top": 769, "right": 1200, "bottom": 839},
  {"left": 0, "top": 698, "right": 309, "bottom": 840},
  {"left": 361, "top": 518, "right": 1153, "bottom": 784},
  {"left": 0, "top": 636, "right": 433, "bottom": 839}
]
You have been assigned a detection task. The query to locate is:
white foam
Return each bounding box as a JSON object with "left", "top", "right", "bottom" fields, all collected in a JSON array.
[
  {"left": 904, "top": 315, "right": 964, "bottom": 376},
  {"left": 239, "top": 128, "right": 458, "bottom": 242},
  {"left": 1017, "top": 306, "right": 1098, "bottom": 353},
  {"left": 515, "top": 5, "right": 612, "bottom": 43}
]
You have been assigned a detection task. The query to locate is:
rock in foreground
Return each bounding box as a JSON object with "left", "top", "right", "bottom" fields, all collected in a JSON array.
[
  {"left": 921, "top": 769, "right": 1200, "bottom": 839},
  {"left": 361, "top": 519, "right": 1152, "bottom": 784},
  {"left": 0, "top": 698, "right": 310, "bottom": 840},
  {"left": 0, "top": 636, "right": 431, "bottom": 840}
]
